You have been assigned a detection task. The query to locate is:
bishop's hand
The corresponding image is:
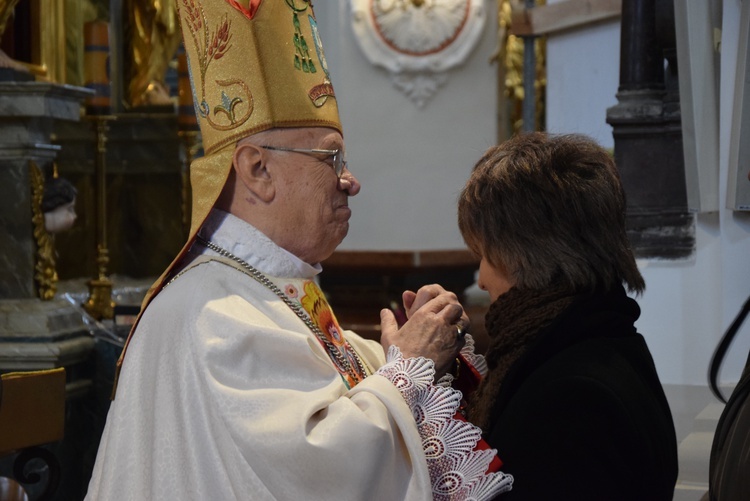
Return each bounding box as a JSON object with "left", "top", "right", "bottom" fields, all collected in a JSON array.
[{"left": 380, "top": 284, "right": 468, "bottom": 379}]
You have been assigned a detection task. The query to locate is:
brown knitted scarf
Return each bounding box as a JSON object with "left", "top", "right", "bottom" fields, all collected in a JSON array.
[{"left": 468, "top": 285, "right": 576, "bottom": 433}]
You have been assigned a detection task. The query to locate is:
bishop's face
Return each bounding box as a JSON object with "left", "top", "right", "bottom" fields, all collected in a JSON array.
[{"left": 265, "top": 127, "right": 361, "bottom": 265}]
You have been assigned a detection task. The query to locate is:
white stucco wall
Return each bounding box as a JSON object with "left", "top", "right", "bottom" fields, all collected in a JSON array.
[
  {"left": 318, "top": 1, "right": 750, "bottom": 387},
  {"left": 316, "top": 1, "right": 499, "bottom": 250},
  {"left": 545, "top": 20, "right": 620, "bottom": 148}
]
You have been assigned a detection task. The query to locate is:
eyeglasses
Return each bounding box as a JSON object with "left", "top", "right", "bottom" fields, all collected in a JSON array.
[{"left": 262, "top": 146, "right": 347, "bottom": 178}]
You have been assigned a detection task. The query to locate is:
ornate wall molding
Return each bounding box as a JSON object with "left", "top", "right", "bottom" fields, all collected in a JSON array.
[{"left": 351, "top": 0, "right": 486, "bottom": 107}]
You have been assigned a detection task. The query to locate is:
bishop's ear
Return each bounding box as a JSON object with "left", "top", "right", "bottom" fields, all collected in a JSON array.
[{"left": 232, "top": 142, "right": 274, "bottom": 203}]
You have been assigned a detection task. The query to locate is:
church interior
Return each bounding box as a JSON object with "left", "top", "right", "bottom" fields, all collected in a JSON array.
[{"left": 1, "top": 0, "right": 749, "bottom": 499}]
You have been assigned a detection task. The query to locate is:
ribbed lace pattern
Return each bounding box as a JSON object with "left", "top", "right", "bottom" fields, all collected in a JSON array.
[
  {"left": 376, "top": 345, "right": 514, "bottom": 500},
  {"left": 461, "top": 335, "right": 489, "bottom": 377}
]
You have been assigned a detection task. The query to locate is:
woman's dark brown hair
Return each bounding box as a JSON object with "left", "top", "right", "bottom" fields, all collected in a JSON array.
[{"left": 458, "top": 132, "right": 645, "bottom": 294}]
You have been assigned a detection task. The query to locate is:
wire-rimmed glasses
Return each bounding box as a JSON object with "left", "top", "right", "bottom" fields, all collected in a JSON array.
[{"left": 262, "top": 146, "right": 347, "bottom": 178}]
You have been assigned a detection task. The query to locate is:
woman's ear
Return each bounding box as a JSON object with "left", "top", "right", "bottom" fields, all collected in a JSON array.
[{"left": 232, "top": 142, "right": 275, "bottom": 203}]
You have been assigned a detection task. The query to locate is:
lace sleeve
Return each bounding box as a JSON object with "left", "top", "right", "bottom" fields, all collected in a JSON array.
[
  {"left": 459, "top": 334, "right": 488, "bottom": 377},
  {"left": 376, "top": 345, "right": 513, "bottom": 500}
]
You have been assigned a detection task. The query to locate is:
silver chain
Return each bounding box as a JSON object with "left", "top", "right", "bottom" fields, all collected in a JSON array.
[{"left": 196, "top": 235, "right": 367, "bottom": 384}]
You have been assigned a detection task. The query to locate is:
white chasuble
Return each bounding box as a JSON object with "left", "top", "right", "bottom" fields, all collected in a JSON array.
[{"left": 85, "top": 210, "right": 511, "bottom": 500}]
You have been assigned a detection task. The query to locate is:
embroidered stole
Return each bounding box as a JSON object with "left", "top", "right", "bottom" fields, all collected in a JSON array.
[{"left": 274, "top": 278, "right": 368, "bottom": 388}]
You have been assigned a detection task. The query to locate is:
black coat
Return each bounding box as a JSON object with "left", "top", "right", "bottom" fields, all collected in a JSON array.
[{"left": 484, "top": 286, "right": 679, "bottom": 500}]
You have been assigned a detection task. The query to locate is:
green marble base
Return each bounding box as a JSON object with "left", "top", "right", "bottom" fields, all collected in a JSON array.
[{"left": 0, "top": 298, "right": 94, "bottom": 371}]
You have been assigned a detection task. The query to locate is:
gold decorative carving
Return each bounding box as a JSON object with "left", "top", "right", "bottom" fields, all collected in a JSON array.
[
  {"left": 1, "top": 0, "right": 86, "bottom": 81},
  {"left": 30, "top": 161, "right": 58, "bottom": 300},
  {"left": 0, "top": 0, "right": 35, "bottom": 76},
  {"left": 25, "top": 0, "right": 64, "bottom": 82},
  {"left": 0, "top": 0, "right": 20, "bottom": 38},
  {"left": 495, "top": 0, "right": 546, "bottom": 136},
  {"left": 127, "top": 0, "right": 182, "bottom": 107}
]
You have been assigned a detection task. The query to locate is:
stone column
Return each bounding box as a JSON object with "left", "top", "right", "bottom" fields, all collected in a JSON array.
[
  {"left": 606, "top": 0, "right": 693, "bottom": 259},
  {"left": 0, "top": 82, "right": 92, "bottom": 298}
]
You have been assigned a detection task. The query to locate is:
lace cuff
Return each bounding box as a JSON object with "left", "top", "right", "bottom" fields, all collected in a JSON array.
[
  {"left": 436, "top": 334, "right": 488, "bottom": 389},
  {"left": 460, "top": 334, "right": 488, "bottom": 377},
  {"left": 376, "top": 346, "right": 513, "bottom": 500}
]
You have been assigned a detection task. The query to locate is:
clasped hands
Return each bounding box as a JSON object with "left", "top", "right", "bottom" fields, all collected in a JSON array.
[{"left": 380, "top": 284, "right": 469, "bottom": 379}]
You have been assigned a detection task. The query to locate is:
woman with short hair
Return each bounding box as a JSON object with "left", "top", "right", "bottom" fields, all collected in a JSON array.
[{"left": 459, "top": 132, "right": 678, "bottom": 500}]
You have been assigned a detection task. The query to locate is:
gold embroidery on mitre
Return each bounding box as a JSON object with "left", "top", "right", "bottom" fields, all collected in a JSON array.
[
  {"left": 309, "top": 82, "right": 335, "bottom": 108},
  {"left": 181, "top": 1, "right": 253, "bottom": 132},
  {"left": 291, "top": 11, "right": 316, "bottom": 72},
  {"left": 205, "top": 79, "right": 253, "bottom": 130},
  {"left": 225, "top": 0, "right": 262, "bottom": 20},
  {"left": 285, "top": 1, "right": 337, "bottom": 107}
]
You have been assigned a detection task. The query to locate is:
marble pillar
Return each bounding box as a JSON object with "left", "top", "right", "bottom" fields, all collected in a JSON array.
[
  {"left": 0, "top": 143, "right": 59, "bottom": 298},
  {"left": 0, "top": 82, "right": 92, "bottom": 298}
]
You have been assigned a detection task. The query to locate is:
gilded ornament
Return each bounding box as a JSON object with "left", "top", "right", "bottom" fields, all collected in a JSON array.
[
  {"left": 214, "top": 90, "right": 243, "bottom": 124},
  {"left": 127, "top": 0, "right": 182, "bottom": 107},
  {"left": 30, "top": 162, "right": 58, "bottom": 301},
  {"left": 181, "top": 0, "right": 255, "bottom": 131},
  {"left": 495, "top": 0, "right": 546, "bottom": 134}
]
